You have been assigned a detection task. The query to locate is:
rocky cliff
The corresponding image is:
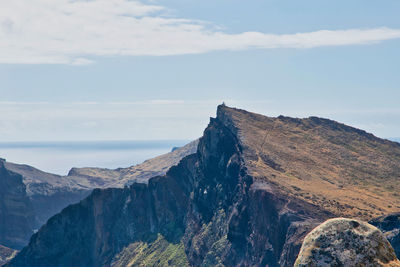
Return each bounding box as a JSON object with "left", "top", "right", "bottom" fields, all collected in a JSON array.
[
  {"left": 7, "top": 105, "right": 400, "bottom": 266},
  {"left": 3, "top": 139, "right": 198, "bottom": 229},
  {"left": 0, "top": 141, "right": 197, "bottom": 251}
]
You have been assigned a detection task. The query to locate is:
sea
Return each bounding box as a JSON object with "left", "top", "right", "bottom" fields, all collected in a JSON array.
[
  {"left": 1, "top": 138, "right": 398, "bottom": 176},
  {"left": 0, "top": 140, "right": 190, "bottom": 175}
]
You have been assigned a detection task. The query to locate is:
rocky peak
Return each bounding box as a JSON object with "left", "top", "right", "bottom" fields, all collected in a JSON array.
[
  {"left": 7, "top": 105, "right": 400, "bottom": 266},
  {"left": 214, "top": 105, "right": 400, "bottom": 220}
]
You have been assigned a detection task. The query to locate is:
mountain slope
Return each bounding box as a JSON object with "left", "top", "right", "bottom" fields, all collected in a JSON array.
[
  {"left": 0, "top": 141, "right": 197, "bottom": 250},
  {"left": 220, "top": 108, "right": 400, "bottom": 220},
  {"left": 4, "top": 161, "right": 90, "bottom": 230},
  {"left": 68, "top": 139, "right": 199, "bottom": 187},
  {"left": 7, "top": 105, "right": 400, "bottom": 266}
]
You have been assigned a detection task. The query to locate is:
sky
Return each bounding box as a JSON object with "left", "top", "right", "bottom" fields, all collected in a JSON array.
[{"left": 1, "top": 0, "right": 400, "bottom": 141}]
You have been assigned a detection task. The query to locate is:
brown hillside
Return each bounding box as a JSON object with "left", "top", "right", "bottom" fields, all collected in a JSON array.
[{"left": 218, "top": 105, "right": 400, "bottom": 220}]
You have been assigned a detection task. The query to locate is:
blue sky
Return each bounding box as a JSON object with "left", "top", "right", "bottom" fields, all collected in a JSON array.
[{"left": 1, "top": 0, "right": 400, "bottom": 141}]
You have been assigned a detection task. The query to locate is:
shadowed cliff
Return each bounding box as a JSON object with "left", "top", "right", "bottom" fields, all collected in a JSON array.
[{"left": 0, "top": 160, "right": 34, "bottom": 250}]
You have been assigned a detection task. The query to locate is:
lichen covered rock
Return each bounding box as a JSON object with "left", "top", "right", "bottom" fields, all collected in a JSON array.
[{"left": 295, "top": 218, "right": 400, "bottom": 267}]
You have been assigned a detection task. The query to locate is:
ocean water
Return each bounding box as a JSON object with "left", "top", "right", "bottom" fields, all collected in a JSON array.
[{"left": 0, "top": 140, "right": 189, "bottom": 175}]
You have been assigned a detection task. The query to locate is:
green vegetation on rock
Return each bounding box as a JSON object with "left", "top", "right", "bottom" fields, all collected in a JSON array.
[{"left": 111, "top": 234, "right": 189, "bottom": 267}]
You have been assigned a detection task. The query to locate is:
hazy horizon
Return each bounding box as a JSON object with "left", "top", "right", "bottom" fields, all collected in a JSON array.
[
  {"left": 1, "top": 136, "right": 399, "bottom": 175},
  {"left": 0, "top": 140, "right": 190, "bottom": 175}
]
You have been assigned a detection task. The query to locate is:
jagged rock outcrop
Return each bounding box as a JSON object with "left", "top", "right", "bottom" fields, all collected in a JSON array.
[
  {"left": 7, "top": 105, "right": 400, "bottom": 266},
  {"left": 294, "top": 218, "right": 400, "bottom": 266},
  {"left": 371, "top": 213, "right": 400, "bottom": 259},
  {"left": 6, "top": 106, "right": 331, "bottom": 266}
]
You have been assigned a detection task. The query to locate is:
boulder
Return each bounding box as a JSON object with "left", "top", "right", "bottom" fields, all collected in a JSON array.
[{"left": 295, "top": 218, "right": 400, "bottom": 266}]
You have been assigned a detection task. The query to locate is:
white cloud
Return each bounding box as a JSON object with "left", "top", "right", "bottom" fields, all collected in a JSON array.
[{"left": 1, "top": 0, "right": 400, "bottom": 64}]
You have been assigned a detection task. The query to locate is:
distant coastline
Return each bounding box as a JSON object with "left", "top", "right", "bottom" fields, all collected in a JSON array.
[{"left": 0, "top": 140, "right": 190, "bottom": 175}]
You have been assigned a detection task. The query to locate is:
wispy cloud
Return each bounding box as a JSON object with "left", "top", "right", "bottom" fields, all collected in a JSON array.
[
  {"left": 1, "top": 0, "right": 400, "bottom": 65},
  {"left": 0, "top": 99, "right": 222, "bottom": 141},
  {"left": 1, "top": 99, "right": 400, "bottom": 141}
]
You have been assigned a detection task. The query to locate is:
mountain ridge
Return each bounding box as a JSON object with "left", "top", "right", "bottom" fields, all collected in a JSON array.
[
  {"left": 221, "top": 106, "right": 400, "bottom": 219},
  {"left": 6, "top": 105, "right": 400, "bottom": 266},
  {"left": 0, "top": 141, "right": 197, "bottom": 251}
]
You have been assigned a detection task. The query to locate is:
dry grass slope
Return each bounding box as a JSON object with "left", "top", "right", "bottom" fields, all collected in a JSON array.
[{"left": 219, "top": 106, "right": 400, "bottom": 220}]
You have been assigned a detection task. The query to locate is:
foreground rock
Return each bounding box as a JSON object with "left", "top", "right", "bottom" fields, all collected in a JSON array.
[
  {"left": 295, "top": 218, "right": 400, "bottom": 266},
  {"left": 7, "top": 105, "right": 400, "bottom": 266}
]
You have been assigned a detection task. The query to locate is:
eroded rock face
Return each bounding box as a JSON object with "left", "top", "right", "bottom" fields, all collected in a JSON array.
[{"left": 295, "top": 218, "right": 400, "bottom": 267}]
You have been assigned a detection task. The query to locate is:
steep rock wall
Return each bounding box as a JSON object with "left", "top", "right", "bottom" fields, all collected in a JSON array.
[{"left": 8, "top": 107, "right": 331, "bottom": 266}]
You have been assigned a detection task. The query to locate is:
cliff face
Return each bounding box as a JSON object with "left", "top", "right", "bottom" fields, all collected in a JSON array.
[
  {"left": 0, "top": 160, "right": 34, "bottom": 249},
  {"left": 8, "top": 105, "right": 400, "bottom": 266},
  {"left": 7, "top": 106, "right": 329, "bottom": 266},
  {"left": 0, "top": 140, "right": 197, "bottom": 250}
]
